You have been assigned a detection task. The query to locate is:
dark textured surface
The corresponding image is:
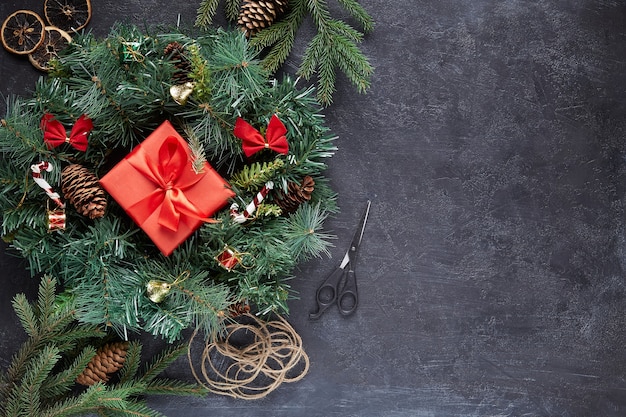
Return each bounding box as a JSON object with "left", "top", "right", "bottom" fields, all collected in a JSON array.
[{"left": 1, "top": 1, "right": 626, "bottom": 416}]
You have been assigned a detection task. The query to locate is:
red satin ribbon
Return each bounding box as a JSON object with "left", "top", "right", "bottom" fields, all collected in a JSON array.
[
  {"left": 126, "top": 135, "right": 211, "bottom": 231},
  {"left": 41, "top": 113, "right": 93, "bottom": 152},
  {"left": 233, "top": 114, "right": 289, "bottom": 157}
]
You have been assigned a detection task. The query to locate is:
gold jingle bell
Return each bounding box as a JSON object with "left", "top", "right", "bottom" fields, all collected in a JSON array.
[
  {"left": 170, "top": 82, "right": 195, "bottom": 105},
  {"left": 146, "top": 280, "right": 172, "bottom": 303}
]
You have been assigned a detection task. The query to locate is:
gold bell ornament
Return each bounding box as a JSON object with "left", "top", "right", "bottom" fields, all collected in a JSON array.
[
  {"left": 170, "top": 81, "right": 195, "bottom": 105},
  {"left": 146, "top": 280, "right": 172, "bottom": 303},
  {"left": 145, "top": 271, "right": 190, "bottom": 303}
]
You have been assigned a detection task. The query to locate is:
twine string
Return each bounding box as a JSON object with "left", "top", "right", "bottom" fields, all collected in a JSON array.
[{"left": 188, "top": 313, "right": 309, "bottom": 400}]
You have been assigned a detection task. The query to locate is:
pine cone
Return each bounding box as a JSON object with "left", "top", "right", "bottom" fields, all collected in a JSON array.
[
  {"left": 163, "top": 41, "right": 193, "bottom": 84},
  {"left": 275, "top": 175, "right": 315, "bottom": 214},
  {"left": 61, "top": 164, "right": 107, "bottom": 219},
  {"left": 228, "top": 302, "right": 251, "bottom": 318},
  {"left": 237, "top": 0, "right": 289, "bottom": 37},
  {"left": 76, "top": 341, "right": 130, "bottom": 386}
]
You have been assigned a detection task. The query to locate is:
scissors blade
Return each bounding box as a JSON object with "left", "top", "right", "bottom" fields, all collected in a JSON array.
[{"left": 344, "top": 200, "right": 371, "bottom": 267}]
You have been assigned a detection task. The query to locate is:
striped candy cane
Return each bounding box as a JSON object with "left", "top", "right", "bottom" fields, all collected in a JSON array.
[
  {"left": 230, "top": 181, "right": 273, "bottom": 224},
  {"left": 31, "top": 161, "right": 65, "bottom": 208}
]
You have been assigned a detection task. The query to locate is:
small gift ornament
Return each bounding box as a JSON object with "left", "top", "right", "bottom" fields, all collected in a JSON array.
[
  {"left": 118, "top": 41, "right": 143, "bottom": 63},
  {"left": 216, "top": 245, "right": 253, "bottom": 271},
  {"left": 216, "top": 245, "right": 241, "bottom": 271},
  {"left": 100, "top": 121, "right": 234, "bottom": 256},
  {"left": 47, "top": 206, "right": 66, "bottom": 231}
]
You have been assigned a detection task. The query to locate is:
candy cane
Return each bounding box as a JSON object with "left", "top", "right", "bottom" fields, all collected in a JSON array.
[
  {"left": 31, "top": 161, "right": 65, "bottom": 208},
  {"left": 230, "top": 181, "right": 273, "bottom": 224}
]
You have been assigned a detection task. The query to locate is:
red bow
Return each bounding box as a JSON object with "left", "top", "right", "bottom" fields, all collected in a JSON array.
[
  {"left": 126, "top": 136, "right": 211, "bottom": 232},
  {"left": 41, "top": 113, "right": 93, "bottom": 152},
  {"left": 233, "top": 114, "right": 289, "bottom": 157}
]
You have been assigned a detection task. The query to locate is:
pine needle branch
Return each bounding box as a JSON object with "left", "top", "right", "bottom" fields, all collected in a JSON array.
[
  {"left": 39, "top": 346, "right": 98, "bottom": 399},
  {"left": 196, "top": 0, "right": 374, "bottom": 106},
  {"left": 117, "top": 341, "right": 142, "bottom": 385},
  {"left": 230, "top": 159, "right": 285, "bottom": 190},
  {"left": 224, "top": 0, "right": 242, "bottom": 21},
  {"left": 139, "top": 343, "right": 189, "bottom": 384},
  {"left": 12, "top": 293, "right": 39, "bottom": 338},
  {"left": 195, "top": 0, "right": 221, "bottom": 28},
  {"left": 335, "top": 0, "right": 375, "bottom": 32},
  {"left": 1, "top": 276, "right": 207, "bottom": 417},
  {"left": 283, "top": 202, "right": 335, "bottom": 261}
]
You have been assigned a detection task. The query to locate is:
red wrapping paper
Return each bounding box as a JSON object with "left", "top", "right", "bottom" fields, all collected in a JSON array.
[{"left": 100, "top": 120, "right": 234, "bottom": 256}]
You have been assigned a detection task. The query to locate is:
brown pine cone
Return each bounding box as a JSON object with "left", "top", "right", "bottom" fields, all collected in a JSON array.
[
  {"left": 275, "top": 175, "right": 315, "bottom": 214},
  {"left": 61, "top": 164, "right": 107, "bottom": 219},
  {"left": 163, "top": 41, "right": 193, "bottom": 84},
  {"left": 76, "top": 341, "right": 129, "bottom": 386},
  {"left": 237, "top": 0, "right": 289, "bottom": 37}
]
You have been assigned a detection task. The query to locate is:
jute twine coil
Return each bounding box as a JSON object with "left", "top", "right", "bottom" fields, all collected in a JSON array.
[{"left": 188, "top": 313, "right": 309, "bottom": 399}]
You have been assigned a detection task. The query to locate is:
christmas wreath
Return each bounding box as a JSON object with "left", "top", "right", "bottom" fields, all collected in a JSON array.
[{"left": 0, "top": 24, "right": 337, "bottom": 342}]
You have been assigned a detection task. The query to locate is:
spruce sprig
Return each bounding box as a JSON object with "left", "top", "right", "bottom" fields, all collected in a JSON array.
[
  {"left": 0, "top": 276, "right": 206, "bottom": 417},
  {"left": 230, "top": 159, "right": 285, "bottom": 190},
  {"left": 195, "top": 0, "right": 374, "bottom": 106}
]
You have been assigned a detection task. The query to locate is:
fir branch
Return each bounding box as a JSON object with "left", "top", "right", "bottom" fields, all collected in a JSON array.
[
  {"left": 1, "top": 277, "right": 206, "bottom": 417},
  {"left": 195, "top": 0, "right": 221, "bottom": 28},
  {"left": 17, "top": 344, "right": 62, "bottom": 415},
  {"left": 315, "top": 38, "right": 338, "bottom": 106},
  {"left": 253, "top": 19, "right": 300, "bottom": 75},
  {"left": 139, "top": 343, "right": 189, "bottom": 384},
  {"left": 230, "top": 159, "right": 285, "bottom": 190},
  {"left": 37, "top": 273, "right": 60, "bottom": 330},
  {"left": 11, "top": 293, "right": 39, "bottom": 338},
  {"left": 39, "top": 346, "right": 98, "bottom": 399},
  {"left": 117, "top": 341, "right": 142, "bottom": 385},
  {"left": 144, "top": 378, "right": 207, "bottom": 397},
  {"left": 224, "top": 0, "right": 242, "bottom": 23},
  {"left": 206, "top": 0, "right": 375, "bottom": 106},
  {"left": 307, "top": 0, "right": 333, "bottom": 30},
  {"left": 335, "top": 0, "right": 375, "bottom": 32},
  {"left": 248, "top": 18, "right": 298, "bottom": 55},
  {"left": 188, "top": 44, "right": 212, "bottom": 103}
]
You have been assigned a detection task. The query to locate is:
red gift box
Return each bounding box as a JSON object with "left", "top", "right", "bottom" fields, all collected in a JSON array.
[{"left": 100, "top": 120, "right": 234, "bottom": 256}]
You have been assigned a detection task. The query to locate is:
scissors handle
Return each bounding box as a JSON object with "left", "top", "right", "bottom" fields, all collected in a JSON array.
[
  {"left": 337, "top": 269, "right": 358, "bottom": 316},
  {"left": 309, "top": 268, "right": 344, "bottom": 320}
]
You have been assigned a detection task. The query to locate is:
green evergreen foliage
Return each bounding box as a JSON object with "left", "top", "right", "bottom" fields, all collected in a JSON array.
[
  {"left": 195, "top": 0, "right": 374, "bottom": 106},
  {"left": 0, "top": 24, "right": 338, "bottom": 341},
  {"left": 0, "top": 276, "right": 206, "bottom": 417},
  {"left": 230, "top": 159, "right": 285, "bottom": 190}
]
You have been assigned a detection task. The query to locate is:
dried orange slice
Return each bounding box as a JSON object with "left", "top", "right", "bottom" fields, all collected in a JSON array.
[
  {"left": 28, "top": 26, "right": 72, "bottom": 71},
  {"left": 44, "top": 0, "right": 92, "bottom": 33},
  {"left": 1, "top": 10, "right": 46, "bottom": 55}
]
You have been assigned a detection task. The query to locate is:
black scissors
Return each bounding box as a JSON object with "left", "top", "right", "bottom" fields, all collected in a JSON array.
[{"left": 309, "top": 200, "right": 371, "bottom": 320}]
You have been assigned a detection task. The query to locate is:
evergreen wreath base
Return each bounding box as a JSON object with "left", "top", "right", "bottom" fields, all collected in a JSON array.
[{"left": 0, "top": 24, "right": 338, "bottom": 342}]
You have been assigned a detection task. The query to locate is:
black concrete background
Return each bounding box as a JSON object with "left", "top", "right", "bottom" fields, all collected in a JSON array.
[{"left": 1, "top": 1, "right": 626, "bottom": 416}]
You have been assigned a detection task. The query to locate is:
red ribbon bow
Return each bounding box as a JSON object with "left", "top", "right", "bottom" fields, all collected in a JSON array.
[
  {"left": 41, "top": 113, "right": 93, "bottom": 152},
  {"left": 233, "top": 114, "right": 289, "bottom": 158},
  {"left": 126, "top": 136, "right": 211, "bottom": 232}
]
